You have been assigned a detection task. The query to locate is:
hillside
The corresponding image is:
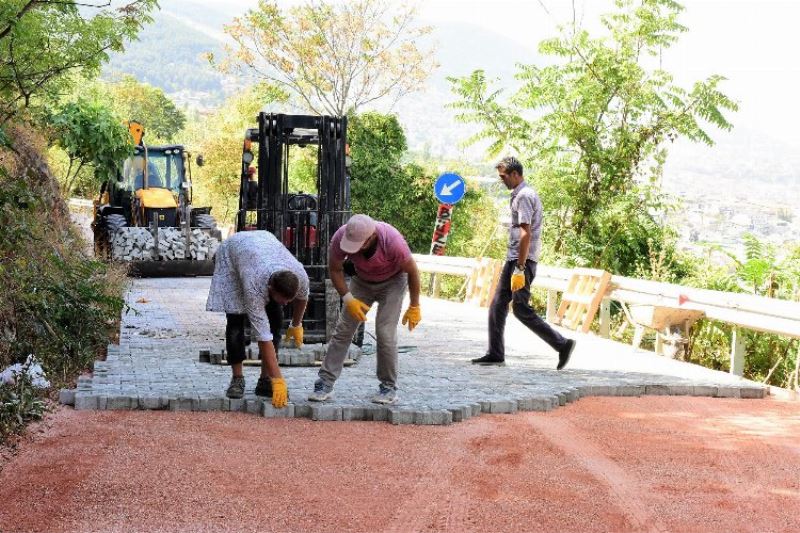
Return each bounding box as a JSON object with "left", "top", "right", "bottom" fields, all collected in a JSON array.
[{"left": 103, "top": 8, "right": 227, "bottom": 108}]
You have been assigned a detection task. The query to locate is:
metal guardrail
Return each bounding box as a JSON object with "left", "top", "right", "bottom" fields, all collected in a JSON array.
[{"left": 413, "top": 253, "right": 800, "bottom": 376}]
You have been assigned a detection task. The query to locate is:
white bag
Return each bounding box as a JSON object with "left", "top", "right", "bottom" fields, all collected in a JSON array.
[{"left": 0, "top": 354, "right": 50, "bottom": 389}]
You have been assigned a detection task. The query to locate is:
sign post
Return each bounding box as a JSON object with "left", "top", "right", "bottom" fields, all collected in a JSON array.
[{"left": 430, "top": 173, "right": 466, "bottom": 255}]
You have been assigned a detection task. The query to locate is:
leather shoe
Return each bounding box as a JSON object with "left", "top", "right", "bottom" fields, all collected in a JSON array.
[
  {"left": 557, "top": 339, "right": 575, "bottom": 370},
  {"left": 471, "top": 354, "right": 505, "bottom": 366}
]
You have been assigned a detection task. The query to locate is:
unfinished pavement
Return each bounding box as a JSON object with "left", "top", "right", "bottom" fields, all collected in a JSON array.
[{"left": 64, "top": 278, "right": 768, "bottom": 424}]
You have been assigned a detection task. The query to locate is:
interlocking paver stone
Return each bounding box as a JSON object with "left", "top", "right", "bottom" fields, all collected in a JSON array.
[{"left": 68, "top": 278, "right": 769, "bottom": 424}]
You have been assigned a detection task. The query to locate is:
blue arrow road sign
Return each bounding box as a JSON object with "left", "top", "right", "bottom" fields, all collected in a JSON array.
[{"left": 434, "top": 173, "right": 466, "bottom": 204}]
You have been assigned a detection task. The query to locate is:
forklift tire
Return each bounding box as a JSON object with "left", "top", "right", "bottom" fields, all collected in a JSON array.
[{"left": 105, "top": 213, "right": 127, "bottom": 237}]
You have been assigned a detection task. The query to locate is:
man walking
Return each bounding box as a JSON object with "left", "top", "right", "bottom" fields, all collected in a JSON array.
[
  {"left": 308, "top": 214, "right": 421, "bottom": 404},
  {"left": 206, "top": 231, "right": 309, "bottom": 408},
  {"left": 471, "top": 156, "right": 576, "bottom": 369}
]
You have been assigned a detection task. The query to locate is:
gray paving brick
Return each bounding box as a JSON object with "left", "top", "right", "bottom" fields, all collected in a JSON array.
[
  {"left": 227, "top": 398, "right": 245, "bottom": 412},
  {"left": 262, "top": 403, "right": 295, "bottom": 418},
  {"left": 342, "top": 406, "right": 370, "bottom": 421},
  {"left": 59, "top": 389, "right": 76, "bottom": 406},
  {"left": 487, "top": 400, "right": 517, "bottom": 414},
  {"left": 367, "top": 406, "right": 388, "bottom": 422},
  {"left": 716, "top": 387, "right": 741, "bottom": 398},
  {"left": 388, "top": 409, "right": 415, "bottom": 425},
  {"left": 414, "top": 410, "right": 452, "bottom": 425},
  {"left": 107, "top": 396, "right": 134, "bottom": 410},
  {"left": 311, "top": 405, "right": 342, "bottom": 421},
  {"left": 740, "top": 386, "right": 766, "bottom": 399},
  {"left": 615, "top": 385, "right": 644, "bottom": 396},
  {"left": 169, "top": 397, "right": 193, "bottom": 411},
  {"left": 74, "top": 393, "right": 97, "bottom": 410},
  {"left": 645, "top": 385, "right": 672, "bottom": 396},
  {"left": 693, "top": 385, "right": 719, "bottom": 396},
  {"left": 294, "top": 404, "right": 313, "bottom": 418},
  {"left": 96, "top": 395, "right": 108, "bottom": 410},
  {"left": 449, "top": 405, "right": 470, "bottom": 422},
  {"left": 139, "top": 396, "right": 167, "bottom": 410}
]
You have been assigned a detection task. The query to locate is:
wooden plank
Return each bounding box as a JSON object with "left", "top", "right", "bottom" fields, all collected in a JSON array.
[
  {"left": 580, "top": 270, "right": 611, "bottom": 333},
  {"left": 560, "top": 293, "right": 594, "bottom": 307}
]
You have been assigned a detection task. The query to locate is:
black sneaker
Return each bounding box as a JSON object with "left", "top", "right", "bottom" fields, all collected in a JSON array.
[
  {"left": 226, "top": 376, "right": 245, "bottom": 399},
  {"left": 255, "top": 377, "right": 272, "bottom": 397},
  {"left": 471, "top": 354, "right": 505, "bottom": 366},
  {"left": 557, "top": 339, "right": 576, "bottom": 370}
]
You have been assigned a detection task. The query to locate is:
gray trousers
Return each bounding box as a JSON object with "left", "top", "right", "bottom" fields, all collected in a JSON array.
[{"left": 318, "top": 273, "right": 407, "bottom": 390}]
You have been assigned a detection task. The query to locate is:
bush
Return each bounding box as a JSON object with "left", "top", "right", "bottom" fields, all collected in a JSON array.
[
  {"left": 1, "top": 123, "right": 127, "bottom": 441},
  {"left": 0, "top": 372, "right": 49, "bottom": 442}
]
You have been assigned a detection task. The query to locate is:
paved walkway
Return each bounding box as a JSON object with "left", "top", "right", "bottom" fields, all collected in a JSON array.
[{"left": 66, "top": 278, "right": 767, "bottom": 424}]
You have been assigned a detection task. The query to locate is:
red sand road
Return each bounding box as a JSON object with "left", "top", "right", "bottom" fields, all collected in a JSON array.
[{"left": 1, "top": 396, "right": 799, "bottom": 533}]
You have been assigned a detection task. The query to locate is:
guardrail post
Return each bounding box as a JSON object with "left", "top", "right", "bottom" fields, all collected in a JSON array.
[
  {"left": 599, "top": 297, "right": 611, "bottom": 338},
  {"left": 730, "top": 326, "right": 746, "bottom": 376},
  {"left": 432, "top": 273, "right": 441, "bottom": 299},
  {"left": 546, "top": 289, "right": 557, "bottom": 322}
]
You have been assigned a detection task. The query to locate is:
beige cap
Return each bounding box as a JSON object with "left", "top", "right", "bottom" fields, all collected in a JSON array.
[{"left": 340, "top": 214, "right": 376, "bottom": 254}]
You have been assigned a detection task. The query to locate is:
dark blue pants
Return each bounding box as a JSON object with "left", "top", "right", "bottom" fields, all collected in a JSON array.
[{"left": 487, "top": 260, "right": 567, "bottom": 359}]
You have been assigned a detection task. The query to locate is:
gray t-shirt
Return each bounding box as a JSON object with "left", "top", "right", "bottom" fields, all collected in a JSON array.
[
  {"left": 206, "top": 231, "right": 309, "bottom": 342},
  {"left": 506, "top": 181, "right": 542, "bottom": 262}
]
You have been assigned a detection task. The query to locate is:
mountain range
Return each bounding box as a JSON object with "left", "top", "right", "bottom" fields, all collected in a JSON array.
[{"left": 104, "top": 2, "right": 800, "bottom": 198}]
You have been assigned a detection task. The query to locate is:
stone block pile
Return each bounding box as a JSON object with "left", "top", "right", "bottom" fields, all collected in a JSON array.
[{"left": 111, "top": 227, "right": 219, "bottom": 261}]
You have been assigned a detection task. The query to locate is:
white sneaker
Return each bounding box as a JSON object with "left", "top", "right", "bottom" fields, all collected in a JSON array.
[
  {"left": 371, "top": 385, "right": 397, "bottom": 404},
  {"left": 308, "top": 381, "right": 333, "bottom": 402}
]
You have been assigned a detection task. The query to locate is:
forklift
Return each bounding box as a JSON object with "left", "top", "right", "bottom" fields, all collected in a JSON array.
[{"left": 237, "top": 113, "right": 362, "bottom": 345}]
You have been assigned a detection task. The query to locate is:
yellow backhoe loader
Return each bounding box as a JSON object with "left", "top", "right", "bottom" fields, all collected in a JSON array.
[{"left": 92, "top": 121, "right": 221, "bottom": 276}]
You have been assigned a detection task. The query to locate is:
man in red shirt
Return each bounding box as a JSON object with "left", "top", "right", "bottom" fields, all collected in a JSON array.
[{"left": 308, "top": 214, "right": 421, "bottom": 404}]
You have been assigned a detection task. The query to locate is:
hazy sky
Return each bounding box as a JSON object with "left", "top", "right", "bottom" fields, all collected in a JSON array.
[
  {"left": 198, "top": 0, "right": 800, "bottom": 140},
  {"left": 183, "top": 0, "right": 800, "bottom": 185},
  {"left": 421, "top": 0, "right": 800, "bottom": 145}
]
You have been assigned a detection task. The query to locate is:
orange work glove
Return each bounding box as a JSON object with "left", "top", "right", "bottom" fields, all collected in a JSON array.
[
  {"left": 283, "top": 324, "right": 304, "bottom": 348},
  {"left": 510, "top": 265, "right": 525, "bottom": 292},
  {"left": 401, "top": 305, "right": 421, "bottom": 331},
  {"left": 343, "top": 292, "right": 370, "bottom": 322},
  {"left": 271, "top": 377, "right": 288, "bottom": 408}
]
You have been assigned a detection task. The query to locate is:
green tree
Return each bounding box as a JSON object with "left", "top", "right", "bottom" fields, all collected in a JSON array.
[
  {"left": 349, "top": 112, "right": 500, "bottom": 256},
  {"left": 0, "top": 0, "right": 157, "bottom": 127},
  {"left": 188, "top": 83, "right": 289, "bottom": 223},
  {"left": 105, "top": 75, "right": 186, "bottom": 142},
  {"left": 46, "top": 98, "right": 133, "bottom": 196},
  {"left": 212, "top": 0, "right": 437, "bottom": 115},
  {"left": 448, "top": 0, "right": 737, "bottom": 275}
]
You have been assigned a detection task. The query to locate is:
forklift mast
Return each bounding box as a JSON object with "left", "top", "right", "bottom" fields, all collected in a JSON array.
[{"left": 238, "top": 113, "right": 351, "bottom": 343}]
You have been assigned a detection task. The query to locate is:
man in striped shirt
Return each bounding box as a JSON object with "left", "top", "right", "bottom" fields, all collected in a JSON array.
[{"left": 471, "top": 156, "right": 576, "bottom": 369}]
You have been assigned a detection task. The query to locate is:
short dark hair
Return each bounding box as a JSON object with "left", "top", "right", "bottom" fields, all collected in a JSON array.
[
  {"left": 496, "top": 156, "right": 523, "bottom": 176},
  {"left": 269, "top": 270, "right": 299, "bottom": 300}
]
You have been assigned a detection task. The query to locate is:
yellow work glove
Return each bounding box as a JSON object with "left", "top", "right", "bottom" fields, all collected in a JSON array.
[
  {"left": 284, "top": 324, "right": 304, "bottom": 348},
  {"left": 271, "top": 377, "right": 288, "bottom": 408},
  {"left": 343, "top": 292, "right": 370, "bottom": 322},
  {"left": 402, "top": 305, "right": 421, "bottom": 332},
  {"left": 510, "top": 265, "right": 526, "bottom": 292}
]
